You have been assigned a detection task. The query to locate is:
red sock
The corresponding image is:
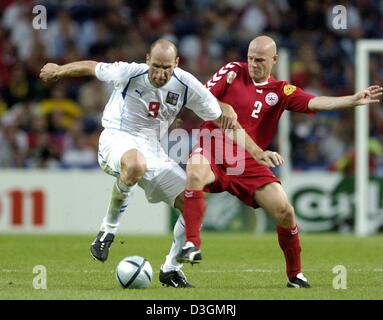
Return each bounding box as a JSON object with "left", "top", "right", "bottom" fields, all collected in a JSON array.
[
  {"left": 276, "top": 224, "right": 302, "bottom": 280},
  {"left": 183, "top": 190, "right": 206, "bottom": 248}
]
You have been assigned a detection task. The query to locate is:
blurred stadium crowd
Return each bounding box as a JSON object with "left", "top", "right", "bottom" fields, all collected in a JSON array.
[{"left": 0, "top": 0, "right": 382, "bottom": 174}]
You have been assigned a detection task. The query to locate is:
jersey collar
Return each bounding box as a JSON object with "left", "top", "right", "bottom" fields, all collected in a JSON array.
[
  {"left": 144, "top": 73, "right": 175, "bottom": 90},
  {"left": 252, "top": 79, "right": 269, "bottom": 86},
  {"left": 251, "top": 75, "right": 274, "bottom": 86}
]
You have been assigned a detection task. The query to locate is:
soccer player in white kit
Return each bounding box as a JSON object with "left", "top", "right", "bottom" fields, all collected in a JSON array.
[{"left": 40, "top": 39, "right": 279, "bottom": 288}]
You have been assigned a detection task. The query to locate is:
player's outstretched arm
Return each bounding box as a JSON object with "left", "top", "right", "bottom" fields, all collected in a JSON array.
[
  {"left": 308, "top": 85, "right": 383, "bottom": 111},
  {"left": 40, "top": 61, "right": 98, "bottom": 83}
]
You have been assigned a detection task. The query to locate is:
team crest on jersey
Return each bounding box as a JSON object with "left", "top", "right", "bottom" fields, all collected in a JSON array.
[
  {"left": 226, "top": 71, "right": 237, "bottom": 84},
  {"left": 166, "top": 91, "right": 179, "bottom": 105},
  {"left": 283, "top": 84, "right": 297, "bottom": 96},
  {"left": 265, "top": 92, "right": 279, "bottom": 106}
]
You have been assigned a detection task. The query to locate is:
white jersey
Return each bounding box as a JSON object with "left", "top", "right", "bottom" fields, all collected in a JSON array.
[{"left": 95, "top": 62, "right": 222, "bottom": 139}]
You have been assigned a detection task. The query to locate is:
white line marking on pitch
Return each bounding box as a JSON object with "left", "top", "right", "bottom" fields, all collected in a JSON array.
[{"left": 2, "top": 268, "right": 383, "bottom": 274}]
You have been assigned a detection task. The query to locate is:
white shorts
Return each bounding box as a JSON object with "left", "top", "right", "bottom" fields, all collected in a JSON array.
[{"left": 98, "top": 129, "right": 186, "bottom": 207}]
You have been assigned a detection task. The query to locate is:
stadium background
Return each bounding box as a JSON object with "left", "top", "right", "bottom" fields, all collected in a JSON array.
[{"left": 0, "top": 0, "right": 383, "bottom": 301}]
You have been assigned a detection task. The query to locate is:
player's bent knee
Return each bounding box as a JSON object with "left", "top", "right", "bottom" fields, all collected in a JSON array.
[
  {"left": 276, "top": 203, "right": 295, "bottom": 227},
  {"left": 120, "top": 159, "right": 147, "bottom": 185}
]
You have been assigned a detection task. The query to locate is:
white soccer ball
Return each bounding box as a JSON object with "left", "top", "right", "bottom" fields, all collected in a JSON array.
[{"left": 115, "top": 256, "right": 153, "bottom": 289}]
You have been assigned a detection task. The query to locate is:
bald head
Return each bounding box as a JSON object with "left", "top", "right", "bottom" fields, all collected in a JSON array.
[
  {"left": 149, "top": 39, "right": 178, "bottom": 60},
  {"left": 247, "top": 36, "right": 278, "bottom": 82},
  {"left": 249, "top": 36, "right": 277, "bottom": 56},
  {"left": 146, "top": 39, "right": 179, "bottom": 87}
]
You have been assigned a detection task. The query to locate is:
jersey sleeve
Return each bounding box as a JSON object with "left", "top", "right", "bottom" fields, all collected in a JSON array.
[
  {"left": 95, "top": 62, "right": 147, "bottom": 90},
  {"left": 177, "top": 69, "right": 222, "bottom": 121},
  {"left": 282, "top": 83, "right": 316, "bottom": 114},
  {"left": 205, "top": 62, "right": 241, "bottom": 99}
]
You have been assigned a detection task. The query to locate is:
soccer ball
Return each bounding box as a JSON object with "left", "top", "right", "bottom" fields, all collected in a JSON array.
[{"left": 115, "top": 256, "right": 153, "bottom": 289}]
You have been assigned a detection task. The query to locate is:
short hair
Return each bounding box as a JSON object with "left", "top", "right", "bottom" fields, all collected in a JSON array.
[{"left": 149, "top": 39, "right": 178, "bottom": 58}]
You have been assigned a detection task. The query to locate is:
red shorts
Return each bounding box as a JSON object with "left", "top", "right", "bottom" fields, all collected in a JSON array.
[{"left": 192, "top": 130, "right": 280, "bottom": 208}]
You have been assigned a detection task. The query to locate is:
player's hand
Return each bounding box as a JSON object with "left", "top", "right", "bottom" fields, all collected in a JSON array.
[
  {"left": 353, "top": 85, "right": 383, "bottom": 105},
  {"left": 219, "top": 102, "right": 237, "bottom": 129},
  {"left": 40, "top": 63, "right": 60, "bottom": 83},
  {"left": 254, "top": 150, "right": 284, "bottom": 168}
]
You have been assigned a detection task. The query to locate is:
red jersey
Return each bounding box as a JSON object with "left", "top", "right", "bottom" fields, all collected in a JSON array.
[
  {"left": 203, "top": 62, "right": 315, "bottom": 152},
  {"left": 194, "top": 62, "right": 316, "bottom": 206}
]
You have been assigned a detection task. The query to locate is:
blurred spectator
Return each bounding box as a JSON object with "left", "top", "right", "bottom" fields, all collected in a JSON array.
[
  {"left": 291, "top": 43, "right": 320, "bottom": 89},
  {"left": 0, "top": 112, "right": 28, "bottom": 167},
  {"left": 238, "top": 1, "right": 267, "bottom": 40},
  {"left": 61, "top": 119, "right": 97, "bottom": 169},
  {"left": 26, "top": 112, "right": 61, "bottom": 169},
  {"left": 2, "top": 62, "right": 32, "bottom": 106},
  {"left": 332, "top": 137, "right": 383, "bottom": 176},
  {"left": 38, "top": 82, "right": 82, "bottom": 131},
  {"left": 40, "top": 9, "right": 79, "bottom": 60},
  {"left": 320, "top": 120, "right": 350, "bottom": 166},
  {"left": 78, "top": 78, "right": 109, "bottom": 124},
  {"left": 0, "top": 27, "right": 16, "bottom": 88}
]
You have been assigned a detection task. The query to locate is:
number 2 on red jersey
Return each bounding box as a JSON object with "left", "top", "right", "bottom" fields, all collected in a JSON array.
[{"left": 251, "top": 101, "right": 263, "bottom": 118}]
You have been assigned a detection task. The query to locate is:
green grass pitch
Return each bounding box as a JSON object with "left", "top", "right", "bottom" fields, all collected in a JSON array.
[{"left": 0, "top": 233, "right": 382, "bottom": 300}]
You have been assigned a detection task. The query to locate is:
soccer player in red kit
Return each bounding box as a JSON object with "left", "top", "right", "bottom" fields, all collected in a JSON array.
[{"left": 176, "top": 36, "right": 383, "bottom": 288}]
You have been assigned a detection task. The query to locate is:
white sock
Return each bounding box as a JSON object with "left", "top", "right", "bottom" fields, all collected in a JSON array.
[
  {"left": 100, "top": 178, "right": 136, "bottom": 234},
  {"left": 162, "top": 215, "right": 186, "bottom": 272}
]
